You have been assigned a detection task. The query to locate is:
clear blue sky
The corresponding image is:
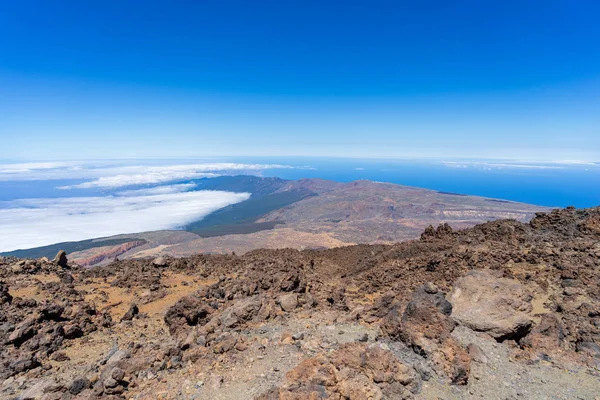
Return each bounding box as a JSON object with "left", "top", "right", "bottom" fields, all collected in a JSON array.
[{"left": 1, "top": 1, "right": 599, "bottom": 160}]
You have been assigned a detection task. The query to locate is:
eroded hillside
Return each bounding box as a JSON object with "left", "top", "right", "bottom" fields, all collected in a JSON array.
[{"left": 1, "top": 206, "right": 599, "bottom": 399}]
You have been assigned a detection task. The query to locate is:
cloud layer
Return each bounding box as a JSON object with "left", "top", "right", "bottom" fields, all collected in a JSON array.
[
  {"left": 0, "top": 189, "right": 250, "bottom": 252},
  {"left": 0, "top": 161, "right": 297, "bottom": 251},
  {"left": 0, "top": 162, "right": 291, "bottom": 184}
]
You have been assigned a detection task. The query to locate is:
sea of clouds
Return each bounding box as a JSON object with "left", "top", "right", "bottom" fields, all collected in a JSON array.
[{"left": 0, "top": 161, "right": 289, "bottom": 252}]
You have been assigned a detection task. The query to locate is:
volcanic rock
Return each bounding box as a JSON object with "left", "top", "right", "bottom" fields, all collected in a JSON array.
[
  {"left": 518, "top": 313, "right": 566, "bottom": 362},
  {"left": 218, "top": 295, "right": 262, "bottom": 329},
  {"left": 53, "top": 250, "right": 68, "bottom": 268},
  {"left": 70, "top": 377, "right": 90, "bottom": 395},
  {"left": 279, "top": 293, "right": 298, "bottom": 312},
  {"left": 164, "top": 295, "right": 211, "bottom": 336},
  {"left": 382, "top": 284, "right": 470, "bottom": 385},
  {"left": 152, "top": 256, "right": 169, "bottom": 267},
  {"left": 261, "top": 343, "right": 417, "bottom": 399},
  {"left": 449, "top": 270, "right": 534, "bottom": 341},
  {"left": 120, "top": 303, "right": 139, "bottom": 322},
  {"left": 0, "top": 282, "right": 12, "bottom": 305},
  {"left": 8, "top": 318, "right": 37, "bottom": 346}
]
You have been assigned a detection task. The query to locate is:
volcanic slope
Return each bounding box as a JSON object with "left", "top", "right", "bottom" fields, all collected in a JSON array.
[
  {"left": 1, "top": 206, "right": 599, "bottom": 399},
  {"left": 33, "top": 176, "right": 549, "bottom": 266}
]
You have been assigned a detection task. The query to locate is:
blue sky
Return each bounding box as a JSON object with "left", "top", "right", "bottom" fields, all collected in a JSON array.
[{"left": 1, "top": 1, "right": 599, "bottom": 160}]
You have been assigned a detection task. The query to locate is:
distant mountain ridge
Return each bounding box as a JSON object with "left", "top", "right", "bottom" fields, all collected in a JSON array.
[{"left": 1, "top": 175, "right": 549, "bottom": 264}]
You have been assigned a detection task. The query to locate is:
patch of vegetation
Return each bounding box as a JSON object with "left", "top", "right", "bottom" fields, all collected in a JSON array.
[
  {"left": 185, "top": 188, "right": 315, "bottom": 237},
  {"left": 192, "top": 175, "right": 288, "bottom": 196},
  {"left": 0, "top": 238, "right": 146, "bottom": 259},
  {"left": 485, "top": 199, "right": 512, "bottom": 203},
  {"left": 188, "top": 221, "right": 284, "bottom": 237},
  {"left": 437, "top": 191, "right": 467, "bottom": 196}
]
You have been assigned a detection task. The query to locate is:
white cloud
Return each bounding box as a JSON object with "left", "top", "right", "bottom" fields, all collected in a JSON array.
[
  {"left": 0, "top": 161, "right": 292, "bottom": 183},
  {"left": 443, "top": 161, "right": 564, "bottom": 170},
  {"left": 0, "top": 162, "right": 75, "bottom": 175},
  {"left": 116, "top": 183, "right": 197, "bottom": 196},
  {"left": 0, "top": 190, "right": 250, "bottom": 252},
  {"left": 57, "top": 163, "right": 291, "bottom": 189}
]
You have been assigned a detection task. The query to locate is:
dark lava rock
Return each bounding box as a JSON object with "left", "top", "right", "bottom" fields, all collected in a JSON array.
[
  {"left": 63, "top": 323, "right": 83, "bottom": 339},
  {"left": 10, "top": 354, "right": 40, "bottom": 374},
  {"left": 53, "top": 250, "right": 68, "bottom": 268},
  {"left": 70, "top": 377, "right": 90, "bottom": 395},
  {"left": 0, "top": 282, "right": 12, "bottom": 305},
  {"left": 164, "top": 295, "right": 212, "bottom": 335},
  {"left": 120, "top": 304, "right": 139, "bottom": 322},
  {"left": 382, "top": 284, "right": 470, "bottom": 385},
  {"left": 576, "top": 341, "right": 600, "bottom": 358},
  {"left": 38, "top": 304, "right": 65, "bottom": 322},
  {"left": 7, "top": 318, "right": 37, "bottom": 346}
]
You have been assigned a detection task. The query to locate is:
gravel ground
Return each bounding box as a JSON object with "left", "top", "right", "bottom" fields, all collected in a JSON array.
[{"left": 418, "top": 326, "right": 600, "bottom": 400}]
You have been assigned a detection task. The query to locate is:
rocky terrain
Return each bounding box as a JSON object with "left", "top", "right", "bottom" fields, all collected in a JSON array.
[{"left": 1, "top": 206, "right": 599, "bottom": 399}]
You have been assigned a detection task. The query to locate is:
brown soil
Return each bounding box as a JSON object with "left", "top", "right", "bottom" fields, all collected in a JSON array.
[{"left": 1, "top": 206, "right": 599, "bottom": 399}]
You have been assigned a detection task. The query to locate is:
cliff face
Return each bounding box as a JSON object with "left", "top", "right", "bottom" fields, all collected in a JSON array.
[{"left": 1, "top": 206, "right": 599, "bottom": 399}]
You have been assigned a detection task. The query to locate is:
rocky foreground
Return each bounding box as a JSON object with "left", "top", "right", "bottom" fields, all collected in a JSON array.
[{"left": 1, "top": 206, "right": 600, "bottom": 399}]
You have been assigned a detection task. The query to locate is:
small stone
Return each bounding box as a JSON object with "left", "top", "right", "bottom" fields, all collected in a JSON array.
[
  {"left": 279, "top": 294, "right": 298, "bottom": 312},
  {"left": 152, "top": 255, "right": 169, "bottom": 267},
  {"left": 468, "top": 343, "right": 490, "bottom": 364},
  {"left": 120, "top": 304, "right": 139, "bottom": 322},
  {"left": 50, "top": 352, "right": 70, "bottom": 362},
  {"left": 235, "top": 341, "right": 249, "bottom": 351},
  {"left": 104, "top": 377, "right": 118, "bottom": 388},
  {"left": 110, "top": 367, "right": 125, "bottom": 382},
  {"left": 280, "top": 331, "right": 294, "bottom": 344},
  {"left": 63, "top": 323, "right": 83, "bottom": 339},
  {"left": 424, "top": 282, "right": 438, "bottom": 294},
  {"left": 70, "top": 378, "right": 90, "bottom": 395}
]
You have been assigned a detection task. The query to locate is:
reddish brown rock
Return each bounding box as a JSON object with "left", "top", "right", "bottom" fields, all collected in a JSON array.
[
  {"left": 164, "top": 295, "right": 212, "bottom": 336},
  {"left": 382, "top": 284, "right": 470, "bottom": 385},
  {"left": 449, "top": 271, "right": 534, "bottom": 341},
  {"left": 262, "top": 343, "right": 417, "bottom": 400},
  {"left": 518, "top": 313, "right": 567, "bottom": 363}
]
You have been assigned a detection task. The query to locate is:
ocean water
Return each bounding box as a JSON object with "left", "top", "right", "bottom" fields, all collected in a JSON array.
[
  {"left": 248, "top": 157, "right": 600, "bottom": 208},
  {"left": 0, "top": 157, "right": 598, "bottom": 208}
]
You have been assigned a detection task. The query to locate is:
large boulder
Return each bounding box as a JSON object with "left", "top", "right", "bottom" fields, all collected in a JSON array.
[
  {"left": 53, "top": 250, "right": 68, "bottom": 268},
  {"left": 278, "top": 293, "right": 298, "bottom": 312},
  {"left": 518, "top": 313, "right": 566, "bottom": 362},
  {"left": 218, "top": 295, "right": 262, "bottom": 328},
  {"left": 449, "top": 271, "right": 534, "bottom": 341},
  {"left": 7, "top": 318, "right": 37, "bottom": 346},
  {"left": 0, "top": 283, "right": 12, "bottom": 305},
  {"left": 164, "top": 295, "right": 212, "bottom": 336},
  {"left": 382, "top": 284, "right": 470, "bottom": 385},
  {"left": 152, "top": 256, "right": 169, "bottom": 267},
  {"left": 258, "top": 343, "right": 417, "bottom": 399}
]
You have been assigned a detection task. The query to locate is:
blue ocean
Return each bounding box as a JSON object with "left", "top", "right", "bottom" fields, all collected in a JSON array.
[
  {"left": 0, "top": 157, "right": 598, "bottom": 208},
  {"left": 246, "top": 157, "right": 600, "bottom": 208}
]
